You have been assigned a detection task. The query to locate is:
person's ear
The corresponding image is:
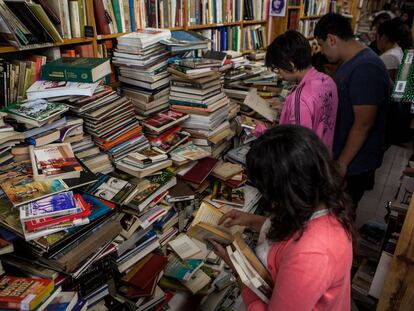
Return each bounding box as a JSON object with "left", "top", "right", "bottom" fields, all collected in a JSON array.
[
  {"left": 289, "top": 62, "right": 297, "bottom": 72},
  {"left": 326, "top": 34, "right": 337, "bottom": 47}
]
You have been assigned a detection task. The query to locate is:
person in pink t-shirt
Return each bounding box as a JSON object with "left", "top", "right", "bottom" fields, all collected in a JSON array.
[
  {"left": 210, "top": 126, "right": 354, "bottom": 311},
  {"left": 264, "top": 31, "right": 338, "bottom": 152}
]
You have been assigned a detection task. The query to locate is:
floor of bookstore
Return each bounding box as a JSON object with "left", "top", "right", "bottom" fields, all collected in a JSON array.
[{"left": 355, "top": 144, "right": 411, "bottom": 229}]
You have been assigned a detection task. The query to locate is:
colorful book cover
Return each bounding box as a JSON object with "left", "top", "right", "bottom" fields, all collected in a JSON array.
[
  {"left": 0, "top": 175, "right": 68, "bottom": 207},
  {"left": 31, "top": 143, "right": 83, "bottom": 180},
  {"left": 143, "top": 110, "right": 188, "bottom": 130},
  {"left": 22, "top": 194, "right": 90, "bottom": 232},
  {"left": 0, "top": 276, "right": 54, "bottom": 311},
  {"left": 84, "top": 174, "right": 135, "bottom": 205},
  {"left": 44, "top": 291, "right": 78, "bottom": 311},
  {"left": 211, "top": 182, "right": 244, "bottom": 207},
  {"left": 20, "top": 191, "right": 77, "bottom": 221},
  {"left": 164, "top": 256, "right": 203, "bottom": 281},
  {"left": 6, "top": 100, "right": 68, "bottom": 124}
]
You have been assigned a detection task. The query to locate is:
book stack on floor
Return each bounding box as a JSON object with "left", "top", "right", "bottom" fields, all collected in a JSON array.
[
  {"left": 113, "top": 29, "right": 172, "bottom": 119},
  {"left": 168, "top": 56, "right": 235, "bottom": 159},
  {"left": 0, "top": 27, "right": 288, "bottom": 310}
]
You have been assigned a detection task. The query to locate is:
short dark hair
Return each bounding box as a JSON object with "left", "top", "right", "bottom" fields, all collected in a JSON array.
[
  {"left": 314, "top": 13, "right": 354, "bottom": 41},
  {"left": 312, "top": 52, "right": 329, "bottom": 73},
  {"left": 371, "top": 12, "right": 391, "bottom": 30},
  {"left": 246, "top": 125, "right": 354, "bottom": 242},
  {"left": 377, "top": 19, "right": 402, "bottom": 43},
  {"left": 265, "top": 30, "right": 312, "bottom": 72}
]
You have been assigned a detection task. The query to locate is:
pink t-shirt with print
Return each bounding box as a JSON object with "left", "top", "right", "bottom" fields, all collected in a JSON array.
[{"left": 279, "top": 67, "right": 338, "bottom": 152}]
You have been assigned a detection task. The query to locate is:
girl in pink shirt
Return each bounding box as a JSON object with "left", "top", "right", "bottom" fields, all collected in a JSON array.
[
  {"left": 264, "top": 31, "right": 338, "bottom": 152},
  {"left": 210, "top": 125, "right": 354, "bottom": 310}
]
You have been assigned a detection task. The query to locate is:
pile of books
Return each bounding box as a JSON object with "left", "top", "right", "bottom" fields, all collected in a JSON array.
[
  {"left": 0, "top": 28, "right": 286, "bottom": 310},
  {"left": 113, "top": 29, "right": 172, "bottom": 118}
]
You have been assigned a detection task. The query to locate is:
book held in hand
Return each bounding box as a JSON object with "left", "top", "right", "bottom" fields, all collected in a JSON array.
[{"left": 30, "top": 143, "right": 83, "bottom": 180}]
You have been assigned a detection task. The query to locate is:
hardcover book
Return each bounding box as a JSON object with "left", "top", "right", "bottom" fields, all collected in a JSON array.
[
  {"left": 0, "top": 276, "right": 54, "bottom": 311},
  {"left": 30, "top": 143, "right": 83, "bottom": 180},
  {"left": 211, "top": 182, "right": 245, "bottom": 207},
  {"left": 41, "top": 57, "right": 111, "bottom": 83}
]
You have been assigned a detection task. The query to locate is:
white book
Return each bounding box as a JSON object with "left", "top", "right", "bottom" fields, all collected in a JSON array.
[
  {"left": 168, "top": 234, "right": 202, "bottom": 259},
  {"left": 68, "top": 0, "right": 81, "bottom": 38},
  {"left": 26, "top": 81, "right": 99, "bottom": 100},
  {"left": 61, "top": 0, "right": 72, "bottom": 39}
]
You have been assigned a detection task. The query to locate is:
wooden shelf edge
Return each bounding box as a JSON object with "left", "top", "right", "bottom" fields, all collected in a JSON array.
[
  {"left": 242, "top": 20, "right": 268, "bottom": 25},
  {"left": 300, "top": 15, "right": 324, "bottom": 20},
  {"left": 188, "top": 22, "right": 242, "bottom": 30},
  {"left": 0, "top": 38, "right": 94, "bottom": 54}
]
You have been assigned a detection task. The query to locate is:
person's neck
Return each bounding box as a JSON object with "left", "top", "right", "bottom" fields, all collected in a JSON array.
[
  {"left": 382, "top": 42, "right": 398, "bottom": 54},
  {"left": 295, "top": 66, "right": 312, "bottom": 83},
  {"left": 339, "top": 39, "right": 366, "bottom": 64}
]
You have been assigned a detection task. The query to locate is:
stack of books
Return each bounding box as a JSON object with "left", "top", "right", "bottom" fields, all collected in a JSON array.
[
  {"left": 113, "top": 29, "right": 172, "bottom": 118},
  {"left": 168, "top": 58, "right": 235, "bottom": 158}
]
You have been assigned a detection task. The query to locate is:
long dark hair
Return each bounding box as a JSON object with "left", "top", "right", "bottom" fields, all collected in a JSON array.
[{"left": 246, "top": 125, "right": 354, "bottom": 242}]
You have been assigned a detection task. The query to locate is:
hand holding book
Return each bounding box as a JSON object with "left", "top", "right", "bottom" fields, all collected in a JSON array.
[{"left": 218, "top": 209, "right": 268, "bottom": 233}]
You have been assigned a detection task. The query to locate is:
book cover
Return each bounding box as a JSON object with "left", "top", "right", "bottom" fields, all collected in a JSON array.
[
  {"left": 44, "top": 291, "right": 78, "bottom": 311},
  {"left": 0, "top": 238, "right": 13, "bottom": 255},
  {"left": 30, "top": 143, "right": 83, "bottom": 180},
  {"left": 142, "top": 109, "right": 189, "bottom": 133},
  {"left": 0, "top": 276, "right": 54, "bottom": 311},
  {"left": 180, "top": 157, "right": 218, "bottom": 185},
  {"left": 41, "top": 58, "right": 111, "bottom": 83},
  {"left": 84, "top": 174, "right": 136, "bottom": 205},
  {"left": 211, "top": 182, "right": 244, "bottom": 207},
  {"left": 164, "top": 255, "right": 203, "bottom": 281},
  {"left": 123, "top": 254, "right": 168, "bottom": 289},
  {"left": 6, "top": 100, "right": 68, "bottom": 127},
  {"left": 23, "top": 193, "right": 91, "bottom": 232},
  {"left": 0, "top": 175, "right": 68, "bottom": 207},
  {"left": 20, "top": 191, "right": 77, "bottom": 221}
]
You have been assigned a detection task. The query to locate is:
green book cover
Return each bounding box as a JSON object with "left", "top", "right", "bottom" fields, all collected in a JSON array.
[
  {"left": 40, "top": 57, "right": 110, "bottom": 83},
  {"left": 111, "top": 0, "right": 123, "bottom": 33},
  {"left": 392, "top": 49, "right": 414, "bottom": 103}
]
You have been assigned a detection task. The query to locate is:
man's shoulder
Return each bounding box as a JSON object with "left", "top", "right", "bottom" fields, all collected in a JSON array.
[{"left": 339, "top": 49, "right": 388, "bottom": 80}]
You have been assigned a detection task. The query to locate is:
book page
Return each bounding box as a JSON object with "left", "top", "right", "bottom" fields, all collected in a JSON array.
[
  {"left": 168, "top": 234, "right": 201, "bottom": 260},
  {"left": 244, "top": 90, "right": 276, "bottom": 122},
  {"left": 192, "top": 203, "right": 223, "bottom": 227}
]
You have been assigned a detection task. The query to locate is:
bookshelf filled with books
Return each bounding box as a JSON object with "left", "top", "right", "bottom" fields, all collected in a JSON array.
[
  {"left": 0, "top": 0, "right": 269, "bottom": 57},
  {"left": 269, "top": 0, "right": 364, "bottom": 43}
]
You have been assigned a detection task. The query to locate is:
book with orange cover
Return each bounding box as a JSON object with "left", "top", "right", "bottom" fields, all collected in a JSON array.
[
  {"left": 95, "top": 126, "right": 142, "bottom": 150},
  {"left": 0, "top": 276, "right": 54, "bottom": 310}
]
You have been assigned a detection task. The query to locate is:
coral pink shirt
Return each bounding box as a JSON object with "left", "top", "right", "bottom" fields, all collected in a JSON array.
[
  {"left": 279, "top": 67, "right": 338, "bottom": 152},
  {"left": 241, "top": 213, "right": 352, "bottom": 311}
]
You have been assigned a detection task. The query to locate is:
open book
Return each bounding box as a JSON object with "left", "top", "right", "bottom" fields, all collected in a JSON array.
[
  {"left": 227, "top": 234, "right": 274, "bottom": 303},
  {"left": 187, "top": 202, "right": 242, "bottom": 245}
]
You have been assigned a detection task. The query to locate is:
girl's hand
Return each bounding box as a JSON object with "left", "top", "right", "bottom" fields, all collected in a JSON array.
[
  {"left": 218, "top": 209, "right": 251, "bottom": 228},
  {"left": 208, "top": 240, "right": 233, "bottom": 268}
]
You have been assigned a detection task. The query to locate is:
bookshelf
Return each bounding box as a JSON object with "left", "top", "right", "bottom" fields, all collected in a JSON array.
[
  {"left": 269, "top": 0, "right": 364, "bottom": 43},
  {"left": 0, "top": 0, "right": 269, "bottom": 57}
]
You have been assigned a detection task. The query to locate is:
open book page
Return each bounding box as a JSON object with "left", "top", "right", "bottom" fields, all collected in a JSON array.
[
  {"left": 243, "top": 89, "right": 277, "bottom": 122},
  {"left": 168, "top": 234, "right": 201, "bottom": 260},
  {"left": 192, "top": 202, "right": 240, "bottom": 235}
]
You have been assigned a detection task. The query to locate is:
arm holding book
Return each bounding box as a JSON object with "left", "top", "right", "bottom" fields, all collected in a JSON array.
[{"left": 218, "top": 209, "right": 267, "bottom": 233}]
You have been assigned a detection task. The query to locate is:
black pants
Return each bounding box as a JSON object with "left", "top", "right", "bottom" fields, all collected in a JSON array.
[{"left": 346, "top": 170, "right": 376, "bottom": 211}]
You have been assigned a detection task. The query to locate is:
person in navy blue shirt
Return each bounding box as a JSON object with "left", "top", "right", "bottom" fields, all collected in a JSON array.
[{"left": 314, "top": 13, "right": 390, "bottom": 210}]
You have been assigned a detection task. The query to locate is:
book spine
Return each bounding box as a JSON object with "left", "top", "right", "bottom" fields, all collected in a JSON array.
[
  {"left": 69, "top": 0, "right": 82, "bottom": 38},
  {"left": 129, "top": 0, "right": 135, "bottom": 31},
  {"left": 111, "top": 0, "right": 123, "bottom": 33},
  {"left": 61, "top": 0, "right": 73, "bottom": 39},
  {"left": 40, "top": 66, "right": 94, "bottom": 83},
  {"left": 78, "top": 0, "right": 86, "bottom": 37}
]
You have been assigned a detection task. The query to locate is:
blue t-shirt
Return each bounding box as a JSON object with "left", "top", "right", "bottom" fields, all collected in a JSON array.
[{"left": 333, "top": 48, "right": 390, "bottom": 175}]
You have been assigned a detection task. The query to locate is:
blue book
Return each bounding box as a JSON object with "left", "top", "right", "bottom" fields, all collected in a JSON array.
[
  {"left": 129, "top": 0, "right": 135, "bottom": 32},
  {"left": 164, "top": 256, "right": 203, "bottom": 281}
]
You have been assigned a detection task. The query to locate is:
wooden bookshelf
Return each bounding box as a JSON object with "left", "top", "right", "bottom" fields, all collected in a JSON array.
[
  {"left": 0, "top": 38, "right": 94, "bottom": 54},
  {"left": 299, "top": 15, "right": 324, "bottom": 20},
  {"left": 0, "top": 0, "right": 269, "bottom": 56}
]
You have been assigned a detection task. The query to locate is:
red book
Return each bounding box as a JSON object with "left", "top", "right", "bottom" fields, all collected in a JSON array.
[
  {"left": 74, "top": 44, "right": 94, "bottom": 58},
  {"left": 181, "top": 157, "right": 218, "bottom": 185},
  {"left": 126, "top": 273, "right": 158, "bottom": 298},
  {"left": 125, "top": 255, "right": 168, "bottom": 289},
  {"left": 93, "top": 0, "right": 110, "bottom": 35},
  {"left": 0, "top": 276, "right": 54, "bottom": 311}
]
